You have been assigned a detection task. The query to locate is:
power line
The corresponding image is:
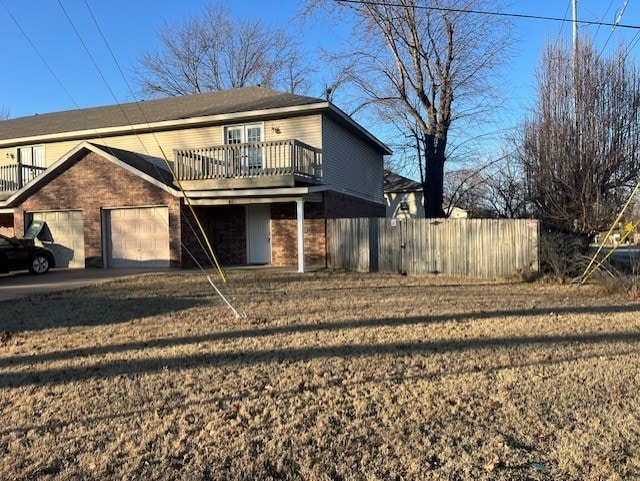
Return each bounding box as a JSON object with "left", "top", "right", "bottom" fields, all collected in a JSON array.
[
  {"left": 555, "top": 2, "right": 572, "bottom": 51},
  {"left": 594, "top": 0, "right": 617, "bottom": 38},
  {"left": 75, "top": 1, "right": 229, "bottom": 287},
  {"left": 2, "top": 0, "right": 242, "bottom": 316},
  {"left": 0, "top": 0, "right": 81, "bottom": 112},
  {"left": 600, "top": 0, "right": 631, "bottom": 55},
  {"left": 334, "top": 0, "right": 640, "bottom": 30},
  {"left": 69, "top": 1, "right": 234, "bottom": 293}
]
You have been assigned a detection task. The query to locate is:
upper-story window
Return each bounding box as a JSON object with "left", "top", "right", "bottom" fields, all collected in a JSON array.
[
  {"left": 224, "top": 124, "right": 263, "bottom": 173},
  {"left": 18, "top": 145, "right": 45, "bottom": 185},
  {"left": 19, "top": 145, "right": 45, "bottom": 168}
]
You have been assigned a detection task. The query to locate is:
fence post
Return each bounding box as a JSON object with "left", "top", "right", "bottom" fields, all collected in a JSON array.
[{"left": 369, "top": 218, "right": 379, "bottom": 272}]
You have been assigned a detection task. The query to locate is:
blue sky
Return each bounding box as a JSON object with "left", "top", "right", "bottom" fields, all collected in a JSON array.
[{"left": 1, "top": 0, "right": 639, "bottom": 155}]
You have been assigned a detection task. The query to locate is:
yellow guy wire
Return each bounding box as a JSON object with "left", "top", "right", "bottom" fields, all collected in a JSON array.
[
  {"left": 156, "top": 144, "right": 228, "bottom": 284},
  {"left": 580, "top": 181, "right": 640, "bottom": 285},
  {"left": 581, "top": 219, "right": 640, "bottom": 284}
]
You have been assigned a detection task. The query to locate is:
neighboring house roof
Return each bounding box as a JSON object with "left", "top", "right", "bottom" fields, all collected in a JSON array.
[
  {"left": 1, "top": 142, "right": 178, "bottom": 207},
  {"left": 0, "top": 86, "right": 392, "bottom": 155},
  {"left": 384, "top": 170, "right": 421, "bottom": 193}
]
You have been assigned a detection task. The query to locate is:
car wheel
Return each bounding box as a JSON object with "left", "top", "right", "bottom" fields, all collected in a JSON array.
[{"left": 29, "top": 255, "right": 51, "bottom": 274}]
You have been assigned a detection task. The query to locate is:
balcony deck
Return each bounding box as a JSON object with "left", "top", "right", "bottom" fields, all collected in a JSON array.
[
  {"left": 174, "top": 139, "right": 322, "bottom": 190},
  {"left": 0, "top": 164, "right": 47, "bottom": 194},
  {"left": 1, "top": 140, "right": 323, "bottom": 196}
]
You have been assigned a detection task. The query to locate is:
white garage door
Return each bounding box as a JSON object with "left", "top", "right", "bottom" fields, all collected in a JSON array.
[
  {"left": 106, "top": 207, "right": 170, "bottom": 268},
  {"left": 30, "top": 210, "right": 85, "bottom": 268}
]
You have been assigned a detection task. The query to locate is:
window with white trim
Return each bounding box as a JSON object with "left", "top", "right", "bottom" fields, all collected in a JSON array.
[
  {"left": 224, "top": 124, "right": 263, "bottom": 174},
  {"left": 19, "top": 145, "right": 45, "bottom": 168},
  {"left": 18, "top": 145, "right": 45, "bottom": 185}
]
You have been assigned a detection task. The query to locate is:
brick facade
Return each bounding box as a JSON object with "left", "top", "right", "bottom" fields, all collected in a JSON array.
[
  {"left": 5, "top": 149, "right": 385, "bottom": 269},
  {"left": 271, "top": 202, "right": 326, "bottom": 267},
  {"left": 323, "top": 190, "right": 386, "bottom": 218},
  {"left": 181, "top": 205, "right": 247, "bottom": 268},
  {"left": 12, "top": 151, "right": 182, "bottom": 267},
  {"left": 184, "top": 193, "right": 384, "bottom": 269}
]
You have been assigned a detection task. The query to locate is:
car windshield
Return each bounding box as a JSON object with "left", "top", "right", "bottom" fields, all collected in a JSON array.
[{"left": 0, "top": 237, "right": 14, "bottom": 247}]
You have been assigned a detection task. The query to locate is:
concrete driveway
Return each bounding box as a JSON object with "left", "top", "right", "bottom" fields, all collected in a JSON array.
[{"left": 0, "top": 268, "right": 170, "bottom": 302}]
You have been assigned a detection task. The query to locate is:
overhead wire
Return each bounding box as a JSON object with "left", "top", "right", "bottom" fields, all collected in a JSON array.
[
  {"left": 594, "top": 0, "right": 617, "bottom": 38},
  {"left": 78, "top": 1, "right": 228, "bottom": 284},
  {"left": 74, "top": 0, "right": 245, "bottom": 316},
  {"left": 333, "top": 0, "right": 640, "bottom": 30},
  {"left": 7, "top": 0, "right": 640, "bottom": 290},
  {"left": 599, "top": 0, "right": 631, "bottom": 56},
  {"left": 2, "top": 0, "right": 243, "bottom": 316},
  {"left": 554, "top": 2, "right": 572, "bottom": 49},
  {"left": 0, "top": 0, "right": 222, "bottom": 282},
  {"left": 0, "top": 0, "right": 80, "bottom": 111}
]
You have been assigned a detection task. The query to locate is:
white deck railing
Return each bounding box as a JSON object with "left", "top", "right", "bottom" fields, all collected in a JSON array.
[
  {"left": 0, "top": 164, "right": 47, "bottom": 193},
  {"left": 174, "top": 139, "right": 322, "bottom": 182}
]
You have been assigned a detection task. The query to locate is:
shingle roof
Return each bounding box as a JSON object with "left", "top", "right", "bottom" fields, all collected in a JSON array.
[
  {"left": 88, "top": 143, "right": 175, "bottom": 187},
  {"left": 384, "top": 170, "right": 422, "bottom": 193},
  {"left": 0, "top": 86, "right": 323, "bottom": 141},
  {"left": 0, "top": 142, "right": 178, "bottom": 207}
]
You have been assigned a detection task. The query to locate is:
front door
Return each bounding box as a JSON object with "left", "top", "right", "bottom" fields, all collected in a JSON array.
[{"left": 246, "top": 204, "right": 271, "bottom": 264}]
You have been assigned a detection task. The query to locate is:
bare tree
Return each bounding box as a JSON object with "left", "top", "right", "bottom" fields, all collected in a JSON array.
[
  {"left": 521, "top": 41, "right": 640, "bottom": 235},
  {"left": 304, "top": 0, "right": 513, "bottom": 217},
  {"left": 444, "top": 166, "right": 487, "bottom": 215},
  {"left": 444, "top": 151, "right": 527, "bottom": 218},
  {"left": 133, "top": 1, "right": 312, "bottom": 97},
  {"left": 481, "top": 157, "right": 528, "bottom": 218},
  {"left": 0, "top": 106, "right": 8, "bottom": 120}
]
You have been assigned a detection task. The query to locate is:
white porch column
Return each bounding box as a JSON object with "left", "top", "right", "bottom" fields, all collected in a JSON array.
[{"left": 296, "top": 200, "right": 305, "bottom": 273}]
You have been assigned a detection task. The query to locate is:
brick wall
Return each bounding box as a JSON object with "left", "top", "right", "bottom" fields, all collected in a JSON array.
[
  {"left": 323, "top": 190, "right": 386, "bottom": 218},
  {"left": 182, "top": 205, "right": 247, "bottom": 267},
  {"left": 269, "top": 193, "right": 384, "bottom": 268},
  {"left": 271, "top": 202, "right": 326, "bottom": 267},
  {"left": 13, "top": 151, "right": 182, "bottom": 267},
  {"left": 271, "top": 218, "right": 326, "bottom": 267}
]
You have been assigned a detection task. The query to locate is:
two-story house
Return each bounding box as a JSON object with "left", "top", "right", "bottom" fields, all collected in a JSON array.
[{"left": 0, "top": 87, "right": 390, "bottom": 271}]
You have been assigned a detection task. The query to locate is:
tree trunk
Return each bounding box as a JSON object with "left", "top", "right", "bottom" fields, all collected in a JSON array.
[{"left": 422, "top": 136, "right": 446, "bottom": 218}]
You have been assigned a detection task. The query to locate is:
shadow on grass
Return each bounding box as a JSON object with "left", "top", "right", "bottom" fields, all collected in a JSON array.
[
  {"left": 3, "top": 343, "right": 639, "bottom": 440},
  {"left": 0, "top": 295, "right": 205, "bottom": 331},
  {"left": 2, "top": 302, "right": 640, "bottom": 389}
]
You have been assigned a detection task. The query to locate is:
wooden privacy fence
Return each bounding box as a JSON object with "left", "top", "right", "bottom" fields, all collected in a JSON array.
[{"left": 326, "top": 218, "right": 540, "bottom": 278}]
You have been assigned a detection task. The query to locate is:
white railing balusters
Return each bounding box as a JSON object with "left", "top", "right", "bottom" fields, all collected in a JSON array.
[{"left": 174, "top": 139, "right": 321, "bottom": 182}]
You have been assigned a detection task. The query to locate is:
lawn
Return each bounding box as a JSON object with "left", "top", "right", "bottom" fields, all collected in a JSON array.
[{"left": 1, "top": 269, "right": 639, "bottom": 480}]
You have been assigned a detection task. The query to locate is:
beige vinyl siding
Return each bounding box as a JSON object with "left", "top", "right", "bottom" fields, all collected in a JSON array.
[
  {"left": 263, "top": 116, "right": 322, "bottom": 171},
  {"left": 263, "top": 115, "right": 322, "bottom": 147},
  {"left": 322, "top": 117, "right": 384, "bottom": 203},
  {"left": 0, "top": 147, "right": 17, "bottom": 167},
  {"left": 41, "top": 129, "right": 224, "bottom": 168},
  {"left": 27, "top": 114, "right": 323, "bottom": 170}
]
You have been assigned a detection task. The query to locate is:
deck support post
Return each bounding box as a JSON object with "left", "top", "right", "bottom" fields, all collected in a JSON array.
[{"left": 296, "top": 199, "right": 305, "bottom": 273}]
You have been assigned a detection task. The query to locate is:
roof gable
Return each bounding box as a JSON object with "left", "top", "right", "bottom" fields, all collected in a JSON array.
[{"left": 1, "top": 142, "right": 178, "bottom": 207}]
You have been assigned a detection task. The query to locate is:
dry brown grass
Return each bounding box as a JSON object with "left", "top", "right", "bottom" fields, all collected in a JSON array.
[{"left": 1, "top": 269, "right": 640, "bottom": 480}]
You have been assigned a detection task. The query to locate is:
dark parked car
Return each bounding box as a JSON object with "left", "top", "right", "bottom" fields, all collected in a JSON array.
[{"left": 0, "top": 233, "right": 56, "bottom": 274}]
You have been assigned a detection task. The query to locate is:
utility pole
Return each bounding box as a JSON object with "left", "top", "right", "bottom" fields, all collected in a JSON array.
[
  {"left": 572, "top": 0, "right": 578, "bottom": 52},
  {"left": 573, "top": 0, "right": 579, "bottom": 137}
]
